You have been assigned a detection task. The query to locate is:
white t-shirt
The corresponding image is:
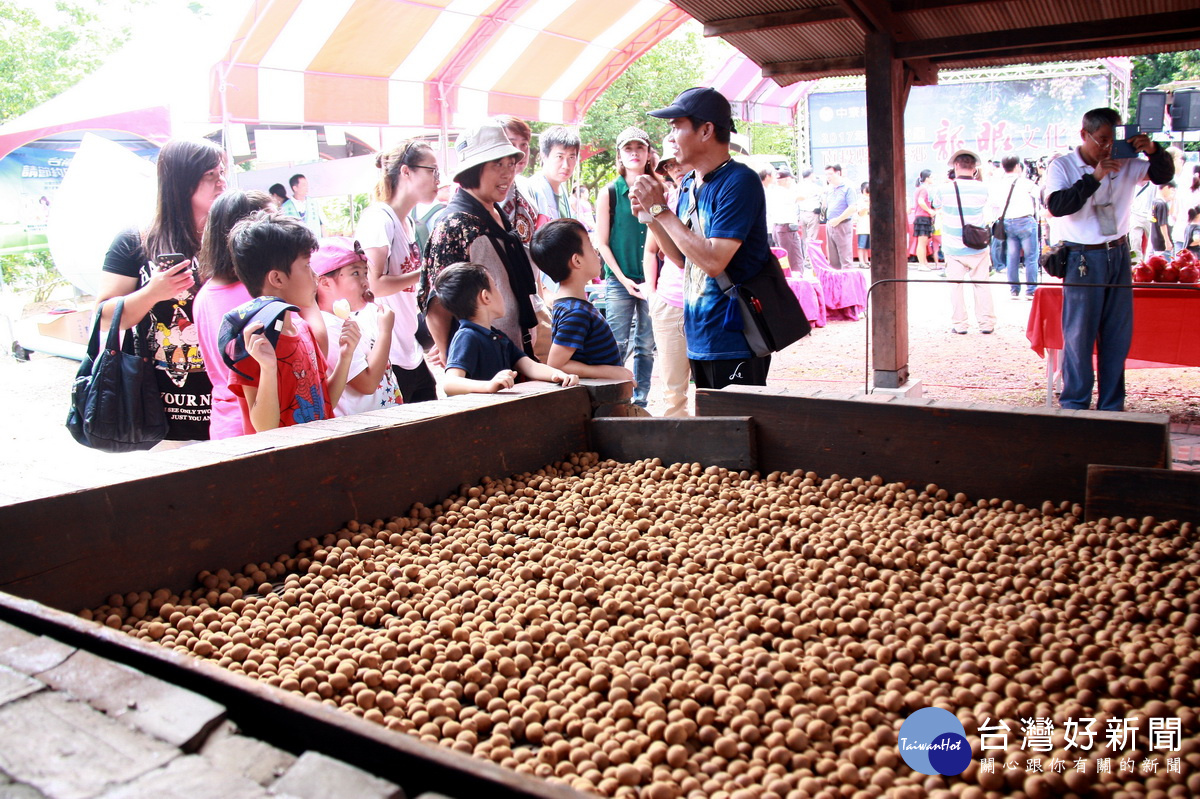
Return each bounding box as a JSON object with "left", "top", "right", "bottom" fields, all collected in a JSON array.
[
  {"left": 355, "top": 202, "right": 424, "bottom": 370},
  {"left": 765, "top": 182, "right": 799, "bottom": 226},
  {"left": 1045, "top": 150, "right": 1150, "bottom": 245},
  {"left": 323, "top": 304, "right": 403, "bottom": 417},
  {"left": 989, "top": 174, "right": 1038, "bottom": 220}
]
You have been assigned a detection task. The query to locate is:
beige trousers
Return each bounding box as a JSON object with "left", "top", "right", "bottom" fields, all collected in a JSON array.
[
  {"left": 945, "top": 250, "right": 995, "bottom": 332},
  {"left": 649, "top": 295, "right": 689, "bottom": 417}
]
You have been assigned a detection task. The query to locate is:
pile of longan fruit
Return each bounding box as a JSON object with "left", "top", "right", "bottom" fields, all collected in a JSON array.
[{"left": 85, "top": 453, "right": 1200, "bottom": 798}]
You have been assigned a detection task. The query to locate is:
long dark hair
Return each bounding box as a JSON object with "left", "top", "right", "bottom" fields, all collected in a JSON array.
[
  {"left": 916, "top": 169, "right": 931, "bottom": 187},
  {"left": 144, "top": 138, "right": 225, "bottom": 263},
  {"left": 374, "top": 140, "right": 434, "bottom": 204},
  {"left": 198, "top": 190, "right": 273, "bottom": 283},
  {"left": 1192, "top": 164, "right": 1199, "bottom": 193}
]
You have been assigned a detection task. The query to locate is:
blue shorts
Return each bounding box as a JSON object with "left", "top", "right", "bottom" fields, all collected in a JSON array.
[{"left": 857, "top": 233, "right": 870, "bottom": 249}]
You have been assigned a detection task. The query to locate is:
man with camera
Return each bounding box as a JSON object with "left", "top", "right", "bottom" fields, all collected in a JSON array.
[{"left": 1044, "top": 107, "right": 1173, "bottom": 412}]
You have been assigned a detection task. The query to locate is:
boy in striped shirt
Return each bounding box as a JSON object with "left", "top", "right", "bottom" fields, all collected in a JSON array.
[{"left": 532, "top": 219, "right": 634, "bottom": 381}]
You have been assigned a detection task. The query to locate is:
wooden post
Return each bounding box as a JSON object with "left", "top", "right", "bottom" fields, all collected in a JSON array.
[{"left": 864, "top": 32, "right": 910, "bottom": 389}]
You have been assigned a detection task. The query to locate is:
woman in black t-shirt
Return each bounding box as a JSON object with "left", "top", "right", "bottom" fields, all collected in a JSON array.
[{"left": 96, "top": 138, "right": 227, "bottom": 442}]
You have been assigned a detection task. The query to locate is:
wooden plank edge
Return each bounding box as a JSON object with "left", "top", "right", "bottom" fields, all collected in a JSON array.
[{"left": 1085, "top": 465, "right": 1200, "bottom": 525}]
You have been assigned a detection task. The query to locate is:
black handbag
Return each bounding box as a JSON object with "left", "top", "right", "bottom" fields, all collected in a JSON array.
[
  {"left": 717, "top": 253, "right": 812, "bottom": 358},
  {"left": 991, "top": 182, "right": 1015, "bottom": 242},
  {"left": 66, "top": 299, "right": 168, "bottom": 452},
  {"left": 955, "top": 181, "right": 991, "bottom": 250},
  {"left": 1040, "top": 242, "right": 1069, "bottom": 278}
]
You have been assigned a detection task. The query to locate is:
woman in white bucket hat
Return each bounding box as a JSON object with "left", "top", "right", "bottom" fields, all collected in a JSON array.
[{"left": 419, "top": 122, "right": 542, "bottom": 366}]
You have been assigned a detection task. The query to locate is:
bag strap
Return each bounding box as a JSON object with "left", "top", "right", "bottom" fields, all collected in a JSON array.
[
  {"left": 106, "top": 299, "right": 125, "bottom": 353},
  {"left": 679, "top": 184, "right": 737, "bottom": 295},
  {"left": 998, "top": 181, "right": 1016, "bottom": 223},
  {"left": 84, "top": 303, "right": 107, "bottom": 360},
  {"left": 954, "top": 181, "right": 969, "bottom": 231},
  {"left": 607, "top": 183, "right": 616, "bottom": 234}
]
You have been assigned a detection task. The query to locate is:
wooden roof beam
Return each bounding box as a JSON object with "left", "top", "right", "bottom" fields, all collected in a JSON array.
[
  {"left": 892, "top": 0, "right": 981, "bottom": 11},
  {"left": 763, "top": 55, "right": 865, "bottom": 78},
  {"left": 703, "top": 7, "right": 848, "bottom": 37},
  {"left": 896, "top": 14, "right": 1200, "bottom": 60},
  {"left": 904, "top": 58, "right": 938, "bottom": 86},
  {"left": 836, "top": 0, "right": 898, "bottom": 36}
]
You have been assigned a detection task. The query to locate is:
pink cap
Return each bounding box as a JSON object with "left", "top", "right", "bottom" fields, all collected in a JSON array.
[{"left": 311, "top": 236, "right": 364, "bottom": 276}]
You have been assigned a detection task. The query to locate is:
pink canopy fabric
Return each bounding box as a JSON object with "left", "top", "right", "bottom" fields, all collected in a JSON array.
[
  {"left": 705, "top": 52, "right": 815, "bottom": 126},
  {"left": 212, "top": 0, "right": 691, "bottom": 129}
]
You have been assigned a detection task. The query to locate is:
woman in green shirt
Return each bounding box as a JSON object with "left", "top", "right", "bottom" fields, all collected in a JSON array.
[{"left": 596, "top": 126, "right": 657, "bottom": 408}]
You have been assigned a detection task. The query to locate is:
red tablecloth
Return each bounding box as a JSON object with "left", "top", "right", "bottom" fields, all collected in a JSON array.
[
  {"left": 1026, "top": 285, "right": 1200, "bottom": 368},
  {"left": 787, "top": 276, "right": 826, "bottom": 327}
]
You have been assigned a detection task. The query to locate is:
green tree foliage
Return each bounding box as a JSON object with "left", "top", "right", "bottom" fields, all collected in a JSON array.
[
  {"left": 0, "top": 1, "right": 149, "bottom": 124},
  {"left": 0, "top": 250, "right": 67, "bottom": 301},
  {"left": 745, "top": 121, "right": 797, "bottom": 162},
  {"left": 578, "top": 27, "right": 707, "bottom": 194},
  {"left": 1130, "top": 49, "right": 1200, "bottom": 115},
  {"left": 1129, "top": 50, "right": 1200, "bottom": 152}
]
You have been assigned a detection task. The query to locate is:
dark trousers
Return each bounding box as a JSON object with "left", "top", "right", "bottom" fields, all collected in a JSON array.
[
  {"left": 689, "top": 355, "right": 771, "bottom": 390},
  {"left": 391, "top": 360, "right": 438, "bottom": 403}
]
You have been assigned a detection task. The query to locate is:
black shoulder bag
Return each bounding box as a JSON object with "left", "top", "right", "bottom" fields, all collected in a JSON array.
[
  {"left": 682, "top": 189, "right": 811, "bottom": 357},
  {"left": 954, "top": 181, "right": 991, "bottom": 250},
  {"left": 991, "top": 181, "right": 1015, "bottom": 242},
  {"left": 66, "top": 299, "right": 168, "bottom": 452}
]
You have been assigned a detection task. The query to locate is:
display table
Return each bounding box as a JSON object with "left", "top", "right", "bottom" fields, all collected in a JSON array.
[
  {"left": 1025, "top": 284, "right": 1200, "bottom": 404},
  {"left": 787, "top": 275, "right": 827, "bottom": 327}
]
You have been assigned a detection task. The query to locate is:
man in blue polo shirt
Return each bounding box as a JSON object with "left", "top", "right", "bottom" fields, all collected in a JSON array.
[{"left": 628, "top": 87, "right": 771, "bottom": 390}]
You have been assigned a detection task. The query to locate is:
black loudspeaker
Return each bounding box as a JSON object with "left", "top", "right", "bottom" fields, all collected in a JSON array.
[
  {"left": 1136, "top": 90, "right": 1167, "bottom": 132},
  {"left": 1170, "top": 90, "right": 1200, "bottom": 132}
]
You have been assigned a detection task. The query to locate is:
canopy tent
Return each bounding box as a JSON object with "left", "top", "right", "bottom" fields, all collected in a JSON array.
[
  {"left": 705, "top": 52, "right": 814, "bottom": 127},
  {"left": 0, "top": 6, "right": 243, "bottom": 162},
  {"left": 211, "top": 0, "right": 691, "bottom": 131}
]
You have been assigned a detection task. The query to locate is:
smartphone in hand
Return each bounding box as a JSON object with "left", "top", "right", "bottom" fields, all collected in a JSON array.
[{"left": 156, "top": 253, "right": 186, "bottom": 270}]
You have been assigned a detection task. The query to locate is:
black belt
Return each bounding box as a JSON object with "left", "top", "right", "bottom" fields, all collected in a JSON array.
[{"left": 1067, "top": 235, "right": 1127, "bottom": 251}]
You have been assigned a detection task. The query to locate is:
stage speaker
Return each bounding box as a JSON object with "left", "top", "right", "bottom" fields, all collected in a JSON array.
[
  {"left": 1170, "top": 90, "right": 1200, "bottom": 132},
  {"left": 1136, "top": 90, "right": 1167, "bottom": 132}
]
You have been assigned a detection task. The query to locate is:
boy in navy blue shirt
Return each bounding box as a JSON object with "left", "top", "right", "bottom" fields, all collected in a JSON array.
[
  {"left": 531, "top": 219, "right": 634, "bottom": 381},
  {"left": 434, "top": 261, "right": 579, "bottom": 395}
]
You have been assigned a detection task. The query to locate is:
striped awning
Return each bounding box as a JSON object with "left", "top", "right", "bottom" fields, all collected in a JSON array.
[
  {"left": 211, "top": 0, "right": 691, "bottom": 130},
  {"left": 706, "top": 52, "right": 813, "bottom": 126}
]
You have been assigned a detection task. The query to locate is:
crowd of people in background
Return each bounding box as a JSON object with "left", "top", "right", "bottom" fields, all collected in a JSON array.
[
  {"left": 93, "top": 86, "right": 776, "bottom": 449},
  {"left": 92, "top": 91, "right": 1193, "bottom": 448}
]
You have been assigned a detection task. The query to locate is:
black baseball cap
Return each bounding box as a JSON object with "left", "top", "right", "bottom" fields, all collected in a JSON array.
[
  {"left": 649, "top": 87, "right": 737, "bottom": 133},
  {"left": 217, "top": 296, "right": 299, "bottom": 379}
]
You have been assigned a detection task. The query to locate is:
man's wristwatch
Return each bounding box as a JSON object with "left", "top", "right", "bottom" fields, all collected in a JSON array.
[{"left": 649, "top": 204, "right": 666, "bottom": 218}]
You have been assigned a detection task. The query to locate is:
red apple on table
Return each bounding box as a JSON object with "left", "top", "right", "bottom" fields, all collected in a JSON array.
[
  {"left": 1179, "top": 263, "right": 1199, "bottom": 284},
  {"left": 1160, "top": 263, "right": 1180, "bottom": 283},
  {"left": 1134, "top": 263, "right": 1155, "bottom": 283},
  {"left": 1176, "top": 249, "right": 1197, "bottom": 265}
]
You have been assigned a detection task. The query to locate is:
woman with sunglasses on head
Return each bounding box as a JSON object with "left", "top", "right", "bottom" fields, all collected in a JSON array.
[
  {"left": 356, "top": 140, "right": 442, "bottom": 403},
  {"left": 419, "top": 122, "right": 542, "bottom": 370},
  {"left": 95, "top": 138, "right": 227, "bottom": 444}
]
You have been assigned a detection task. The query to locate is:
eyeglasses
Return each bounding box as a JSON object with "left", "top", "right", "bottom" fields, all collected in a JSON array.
[
  {"left": 410, "top": 164, "right": 440, "bottom": 181},
  {"left": 1086, "top": 131, "right": 1113, "bottom": 151}
]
